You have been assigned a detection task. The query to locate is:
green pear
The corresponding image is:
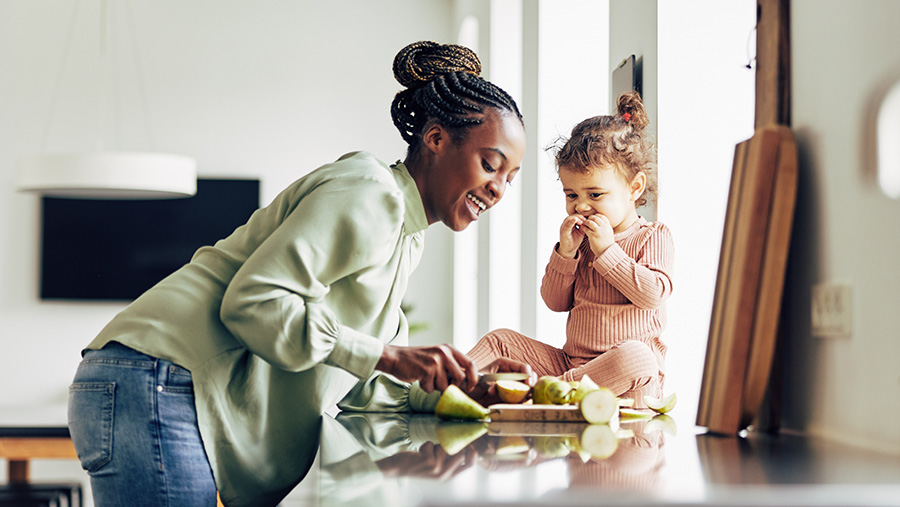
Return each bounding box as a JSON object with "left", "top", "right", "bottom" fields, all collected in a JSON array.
[
  {"left": 435, "top": 384, "right": 490, "bottom": 421},
  {"left": 435, "top": 421, "right": 488, "bottom": 455},
  {"left": 546, "top": 379, "right": 573, "bottom": 405},
  {"left": 531, "top": 376, "right": 557, "bottom": 404}
]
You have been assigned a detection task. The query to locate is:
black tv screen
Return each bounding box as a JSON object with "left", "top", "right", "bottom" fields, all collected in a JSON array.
[{"left": 40, "top": 178, "right": 260, "bottom": 301}]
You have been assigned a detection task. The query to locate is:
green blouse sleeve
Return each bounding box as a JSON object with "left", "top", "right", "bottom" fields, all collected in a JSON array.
[{"left": 219, "top": 175, "right": 404, "bottom": 379}]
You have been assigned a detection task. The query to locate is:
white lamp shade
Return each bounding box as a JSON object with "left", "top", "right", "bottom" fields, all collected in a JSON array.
[{"left": 16, "top": 152, "right": 197, "bottom": 199}]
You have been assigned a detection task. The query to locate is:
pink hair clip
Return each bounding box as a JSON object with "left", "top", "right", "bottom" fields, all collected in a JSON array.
[{"left": 622, "top": 112, "right": 632, "bottom": 122}]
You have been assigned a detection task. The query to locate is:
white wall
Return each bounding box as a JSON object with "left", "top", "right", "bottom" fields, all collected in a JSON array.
[
  {"left": 0, "top": 0, "right": 454, "bottom": 408},
  {"left": 779, "top": 0, "right": 900, "bottom": 454}
]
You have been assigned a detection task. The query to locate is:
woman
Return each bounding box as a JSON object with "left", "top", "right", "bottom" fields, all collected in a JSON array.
[{"left": 67, "top": 41, "right": 529, "bottom": 506}]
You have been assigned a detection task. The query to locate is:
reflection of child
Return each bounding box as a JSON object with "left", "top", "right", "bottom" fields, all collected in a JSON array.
[{"left": 468, "top": 92, "right": 674, "bottom": 406}]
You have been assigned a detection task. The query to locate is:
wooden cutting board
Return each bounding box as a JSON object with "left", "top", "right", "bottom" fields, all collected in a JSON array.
[{"left": 488, "top": 403, "right": 586, "bottom": 422}]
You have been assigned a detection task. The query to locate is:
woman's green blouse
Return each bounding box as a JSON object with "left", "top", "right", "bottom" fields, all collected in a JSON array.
[{"left": 84, "top": 151, "right": 442, "bottom": 506}]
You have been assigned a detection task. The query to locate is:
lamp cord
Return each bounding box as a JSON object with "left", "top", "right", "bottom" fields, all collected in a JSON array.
[{"left": 39, "top": 0, "right": 83, "bottom": 152}]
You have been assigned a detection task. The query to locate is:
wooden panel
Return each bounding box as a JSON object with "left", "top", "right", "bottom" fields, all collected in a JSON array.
[
  {"left": 0, "top": 437, "right": 76, "bottom": 460},
  {"left": 697, "top": 125, "right": 797, "bottom": 435},
  {"left": 741, "top": 127, "right": 798, "bottom": 428}
]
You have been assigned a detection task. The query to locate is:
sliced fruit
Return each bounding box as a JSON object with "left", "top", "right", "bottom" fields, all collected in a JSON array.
[
  {"left": 643, "top": 392, "right": 677, "bottom": 414},
  {"left": 494, "top": 436, "right": 531, "bottom": 455},
  {"left": 435, "top": 421, "right": 488, "bottom": 455},
  {"left": 435, "top": 384, "right": 490, "bottom": 421},
  {"left": 645, "top": 414, "right": 678, "bottom": 436},
  {"left": 496, "top": 380, "right": 531, "bottom": 404},
  {"left": 618, "top": 408, "right": 654, "bottom": 421},
  {"left": 579, "top": 387, "right": 617, "bottom": 424},
  {"left": 580, "top": 424, "right": 618, "bottom": 459},
  {"left": 569, "top": 374, "right": 600, "bottom": 404},
  {"left": 617, "top": 397, "right": 635, "bottom": 408}
]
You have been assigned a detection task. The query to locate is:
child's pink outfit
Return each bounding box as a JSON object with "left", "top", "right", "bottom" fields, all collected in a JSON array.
[{"left": 467, "top": 217, "right": 674, "bottom": 407}]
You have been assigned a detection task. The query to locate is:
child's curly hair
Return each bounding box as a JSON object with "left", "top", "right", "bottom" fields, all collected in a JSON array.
[{"left": 547, "top": 91, "right": 657, "bottom": 207}]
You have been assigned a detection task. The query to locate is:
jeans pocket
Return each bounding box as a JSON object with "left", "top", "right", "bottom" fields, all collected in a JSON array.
[{"left": 68, "top": 382, "right": 116, "bottom": 472}]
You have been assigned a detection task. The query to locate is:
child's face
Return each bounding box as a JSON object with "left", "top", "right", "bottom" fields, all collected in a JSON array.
[{"left": 558, "top": 164, "right": 645, "bottom": 233}]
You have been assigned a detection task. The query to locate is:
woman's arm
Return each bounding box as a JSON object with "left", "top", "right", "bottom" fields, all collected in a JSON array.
[{"left": 220, "top": 176, "right": 403, "bottom": 378}]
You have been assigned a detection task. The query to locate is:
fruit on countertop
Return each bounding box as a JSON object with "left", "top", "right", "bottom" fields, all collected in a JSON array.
[
  {"left": 435, "top": 385, "right": 490, "bottom": 421},
  {"left": 435, "top": 421, "right": 488, "bottom": 455},
  {"left": 643, "top": 393, "right": 677, "bottom": 414},
  {"left": 569, "top": 374, "right": 600, "bottom": 404}
]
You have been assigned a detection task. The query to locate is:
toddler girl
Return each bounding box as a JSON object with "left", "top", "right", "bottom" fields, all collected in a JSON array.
[{"left": 467, "top": 91, "right": 674, "bottom": 406}]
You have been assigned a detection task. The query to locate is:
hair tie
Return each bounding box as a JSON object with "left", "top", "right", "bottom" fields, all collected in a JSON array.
[{"left": 621, "top": 112, "right": 632, "bottom": 122}]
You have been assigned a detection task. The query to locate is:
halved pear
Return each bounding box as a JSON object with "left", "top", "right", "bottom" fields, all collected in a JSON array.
[
  {"left": 496, "top": 380, "right": 530, "bottom": 404},
  {"left": 568, "top": 374, "right": 600, "bottom": 404},
  {"left": 435, "top": 384, "right": 490, "bottom": 421},
  {"left": 435, "top": 421, "right": 488, "bottom": 455},
  {"left": 643, "top": 392, "right": 677, "bottom": 414},
  {"left": 580, "top": 423, "right": 618, "bottom": 459},
  {"left": 579, "top": 387, "right": 617, "bottom": 424}
]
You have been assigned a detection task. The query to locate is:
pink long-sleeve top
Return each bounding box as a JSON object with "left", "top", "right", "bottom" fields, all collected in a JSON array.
[{"left": 541, "top": 217, "right": 675, "bottom": 374}]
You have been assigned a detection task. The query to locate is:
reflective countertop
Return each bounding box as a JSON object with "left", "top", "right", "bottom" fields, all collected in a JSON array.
[{"left": 283, "top": 410, "right": 900, "bottom": 507}]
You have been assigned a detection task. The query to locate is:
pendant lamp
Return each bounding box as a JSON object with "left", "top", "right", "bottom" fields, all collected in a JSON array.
[{"left": 16, "top": 0, "right": 196, "bottom": 199}]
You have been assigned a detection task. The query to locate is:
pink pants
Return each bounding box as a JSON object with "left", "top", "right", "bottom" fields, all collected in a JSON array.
[{"left": 467, "top": 328, "right": 661, "bottom": 408}]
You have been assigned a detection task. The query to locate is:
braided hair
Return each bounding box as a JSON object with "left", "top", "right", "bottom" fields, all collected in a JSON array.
[
  {"left": 391, "top": 41, "right": 523, "bottom": 157},
  {"left": 547, "top": 91, "right": 656, "bottom": 208}
]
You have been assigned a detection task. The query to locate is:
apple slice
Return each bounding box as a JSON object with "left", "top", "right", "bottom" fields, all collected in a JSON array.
[
  {"left": 579, "top": 424, "right": 618, "bottom": 459},
  {"left": 643, "top": 392, "right": 677, "bottom": 414},
  {"left": 617, "top": 397, "right": 635, "bottom": 408},
  {"left": 579, "top": 387, "right": 617, "bottom": 424}
]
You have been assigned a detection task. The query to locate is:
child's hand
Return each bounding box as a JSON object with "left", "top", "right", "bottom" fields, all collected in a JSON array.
[
  {"left": 582, "top": 214, "right": 615, "bottom": 257},
  {"left": 558, "top": 214, "right": 586, "bottom": 258}
]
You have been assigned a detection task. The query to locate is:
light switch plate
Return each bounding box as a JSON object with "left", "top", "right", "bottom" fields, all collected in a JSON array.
[{"left": 811, "top": 283, "right": 852, "bottom": 338}]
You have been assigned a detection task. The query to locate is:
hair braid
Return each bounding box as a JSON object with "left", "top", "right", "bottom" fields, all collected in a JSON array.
[{"left": 390, "top": 41, "right": 523, "bottom": 151}]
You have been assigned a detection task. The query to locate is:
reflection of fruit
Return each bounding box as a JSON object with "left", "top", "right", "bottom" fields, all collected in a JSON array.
[
  {"left": 643, "top": 393, "right": 677, "bottom": 414},
  {"left": 619, "top": 408, "right": 654, "bottom": 421},
  {"left": 495, "top": 436, "right": 530, "bottom": 455},
  {"left": 496, "top": 380, "right": 530, "bottom": 403},
  {"left": 435, "top": 421, "right": 488, "bottom": 455},
  {"left": 531, "top": 376, "right": 556, "bottom": 404},
  {"left": 580, "top": 424, "right": 618, "bottom": 459},
  {"left": 569, "top": 374, "right": 600, "bottom": 404},
  {"left": 546, "top": 379, "right": 573, "bottom": 404},
  {"left": 532, "top": 436, "right": 571, "bottom": 458},
  {"left": 579, "top": 387, "right": 617, "bottom": 424},
  {"left": 645, "top": 414, "right": 678, "bottom": 436},
  {"left": 435, "top": 385, "right": 490, "bottom": 421}
]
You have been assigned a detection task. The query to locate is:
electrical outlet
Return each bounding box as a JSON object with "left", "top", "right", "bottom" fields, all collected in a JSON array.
[{"left": 811, "top": 283, "right": 852, "bottom": 338}]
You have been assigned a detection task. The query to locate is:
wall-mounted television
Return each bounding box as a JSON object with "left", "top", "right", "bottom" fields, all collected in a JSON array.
[{"left": 40, "top": 178, "right": 260, "bottom": 301}]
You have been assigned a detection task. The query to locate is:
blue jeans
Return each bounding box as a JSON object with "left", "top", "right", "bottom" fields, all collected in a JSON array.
[{"left": 67, "top": 342, "right": 217, "bottom": 506}]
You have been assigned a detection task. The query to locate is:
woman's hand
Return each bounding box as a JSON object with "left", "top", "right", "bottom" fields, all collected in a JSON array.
[
  {"left": 467, "top": 357, "right": 536, "bottom": 406},
  {"left": 581, "top": 214, "right": 615, "bottom": 257},
  {"left": 376, "top": 344, "right": 479, "bottom": 393},
  {"left": 557, "top": 214, "right": 586, "bottom": 259},
  {"left": 376, "top": 441, "right": 476, "bottom": 479}
]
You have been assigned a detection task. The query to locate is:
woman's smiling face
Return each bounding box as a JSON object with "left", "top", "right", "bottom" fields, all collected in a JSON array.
[{"left": 419, "top": 110, "right": 526, "bottom": 231}]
